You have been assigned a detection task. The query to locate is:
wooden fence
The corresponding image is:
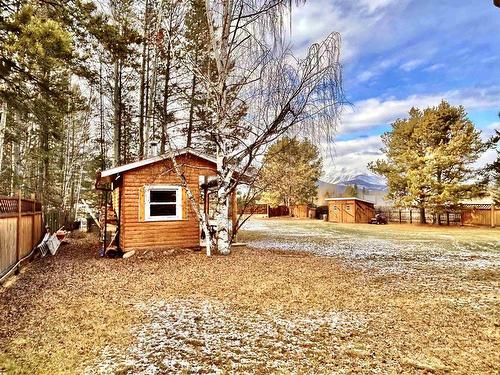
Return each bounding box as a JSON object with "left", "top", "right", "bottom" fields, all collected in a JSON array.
[
  {"left": 268, "top": 205, "right": 289, "bottom": 217},
  {"left": 238, "top": 204, "right": 269, "bottom": 215},
  {"left": 0, "top": 194, "right": 44, "bottom": 282},
  {"left": 375, "top": 207, "right": 461, "bottom": 225},
  {"left": 461, "top": 204, "right": 499, "bottom": 227},
  {"left": 375, "top": 205, "right": 500, "bottom": 227}
]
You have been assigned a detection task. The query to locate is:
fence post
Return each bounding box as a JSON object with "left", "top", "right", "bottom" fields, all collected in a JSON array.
[
  {"left": 16, "top": 190, "right": 21, "bottom": 274},
  {"left": 32, "top": 197, "right": 36, "bottom": 249},
  {"left": 399, "top": 210, "right": 402, "bottom": 223},
  {"left": 492, "top": 204, "right": 496, "bottom": 228},
  {"left": 446, "top": 211, "right": 450, "bottom": 226},
  {"left": 409, "top": 209, "right": 412, "bottom": 224}
]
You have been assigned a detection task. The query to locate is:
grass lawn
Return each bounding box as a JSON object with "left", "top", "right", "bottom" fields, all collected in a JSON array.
[{"left": 0, "top": 219, "right": 498, "bottom": 374}]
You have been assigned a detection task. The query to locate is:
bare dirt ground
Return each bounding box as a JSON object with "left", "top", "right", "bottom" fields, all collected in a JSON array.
[{"left": 0, "top": 219, "right": 499, "bottom": 374}]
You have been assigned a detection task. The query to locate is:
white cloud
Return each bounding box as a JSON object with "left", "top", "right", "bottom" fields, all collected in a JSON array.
[
  {"left": 340, "top": 86, "right": 500, "bottom": 134},
  {"left": 325, "top": 91, "right": 500, "bottom": 176},
  {"left": 487, "top": 122, "right": 499, "bottom": 130},
  {"left": 424, "top": 63, "right": 446, "bottom": 72},
  {"left": 332, "top": 135, "right": 383, "bottom": 157},
  {"left": 357, "top": 70, "right": 375, "bottom": 83},
  {"left": 321, "top": 136, "right": 384, "bottom": 177},
  {"left": 357, "top": 0, "right": 399, "bottom": 14},
  {"left": 400, "top": 59, "right": 425, "bottom": 72},
  {"left": 481, "top": 122, "right": 499, "bottom": 140},
  {"left": 290, "top": 0, "right": 410, "bottom": 60}
]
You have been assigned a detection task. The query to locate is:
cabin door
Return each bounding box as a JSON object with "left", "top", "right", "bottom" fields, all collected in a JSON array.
[
  {"left": 343, "top": 203, "right": 355, "bottom": 223},
  {"left": 329, "top": 204, "right": 340, "bottom": 222}
]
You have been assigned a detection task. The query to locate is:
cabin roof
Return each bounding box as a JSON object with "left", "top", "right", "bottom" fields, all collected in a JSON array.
[
  {"left": 100, "top": 148, "right": 216, "bottom": 179},
  {"left": 325, "top": 197, "right": 375, "bottom": 205}
]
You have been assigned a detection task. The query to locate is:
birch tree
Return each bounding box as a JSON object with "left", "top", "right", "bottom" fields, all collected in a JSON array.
[
  {"left": 0, "top": 102, "right": 6, "bottom": 172},
  {"left": 164, "top": 0, "right": 343, "bottom": 255}
]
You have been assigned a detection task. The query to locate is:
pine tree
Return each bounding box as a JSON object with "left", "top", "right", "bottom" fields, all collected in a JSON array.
[
  {"left": 182, "top": 0, "right": 214, "bottom": 149},
  {"left": 483, "top": 129, "right": 499, "bottom": 204},
  {"left": 260, "top": 138, "right": 322, "bottom": 208},
  {"left": 343, "top": 185, "right": 358, "bottom": 198},
  {"left": 369, "top": 101, "right": 486, "bottom": 223}
]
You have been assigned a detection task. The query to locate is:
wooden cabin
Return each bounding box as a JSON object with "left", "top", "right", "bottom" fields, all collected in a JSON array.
[
  {"left": 325, "top": 197, "right": 375, "bottom": 223},
  {"left": 96, "top": 149, "right": 238, "bottom": 252}
]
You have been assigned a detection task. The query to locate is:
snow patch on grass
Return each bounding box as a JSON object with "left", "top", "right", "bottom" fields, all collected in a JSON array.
[
  {"left": 86, "top": 299, "right": 365, "bottom": 374},
  {"left": 242, "top": 220, "right": 500, "bottom": 274}
]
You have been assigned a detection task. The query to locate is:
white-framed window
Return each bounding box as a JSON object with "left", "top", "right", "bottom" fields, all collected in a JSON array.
[{"left": 145, "top": 185, "right": 182, "bottom": 221}]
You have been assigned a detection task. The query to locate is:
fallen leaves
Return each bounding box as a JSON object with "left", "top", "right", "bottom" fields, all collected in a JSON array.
[{"left": 0, "top": 221, "right": 498, "bottom": 374}]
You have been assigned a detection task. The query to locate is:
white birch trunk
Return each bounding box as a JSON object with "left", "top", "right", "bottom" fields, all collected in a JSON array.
[
  {"left": 213, "top": 144, "right": 231, "bottom": 254},
  {"left": 166, "top": 148, "right": 213, "bottom": 256},
  {"left": 0, "top": 102, "right": 6, "bottom": 172}
]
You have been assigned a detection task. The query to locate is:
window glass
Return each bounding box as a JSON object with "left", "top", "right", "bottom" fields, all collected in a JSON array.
[
  {"left": 146, "top": 186, "right": 181, "bottom": 220},
  {"left": 150, "top": 204, "right": 176, "bottom": 216},
  {"left": 150, "top": 190, "right": 176, "bottom": 203}
]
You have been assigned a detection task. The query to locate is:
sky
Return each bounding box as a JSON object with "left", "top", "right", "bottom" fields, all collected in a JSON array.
[{"left": 290, "top": 0, "right": 500, "bottom": 180}]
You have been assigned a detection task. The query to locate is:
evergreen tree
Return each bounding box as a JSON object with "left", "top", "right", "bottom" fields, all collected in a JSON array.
[
  {"left": 343, "top": 185, "right": 358, "bottom": 198},
  {"left": 482, "top": 129, "right": 499, "bottom": 204},
  {"left": 369, "top": 101, "right": 486, "bottom": 223},
  {"left": 260, "top": 137, "right": 322, "bottom": 208},
  {"left": 0, "top": 0, "right": 121, "bottom": 223}
]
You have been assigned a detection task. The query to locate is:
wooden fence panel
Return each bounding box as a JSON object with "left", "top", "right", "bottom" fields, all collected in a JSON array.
[
  {"left": 376, "top": 206, "right": 498, "bottom": 226},
  {"left": 462, "top": 207, "right": 500, "bottom": 227},
  {"left": 268, "top": 205, "right": 289, "bottom": 217},
  {"left": 0, "top": 218, "right": 17, "bottom": 278},
  {"left": 0, "top": 195, "right": 44, "bottom": 281},
  {"left": 20, "top": 216, "right": 33, "bottom": 258},
  {"left": 290, "top": 205, "right": 308, "bottom": 218},
  {"left": 34, "top": 214, "right": 42, "bottom": 247},
  {"left": 238, "top": 204, "right": 268, "bottom": 215},
  {"left": 376, "top": 207, "right": 461, "bottom": 225}
]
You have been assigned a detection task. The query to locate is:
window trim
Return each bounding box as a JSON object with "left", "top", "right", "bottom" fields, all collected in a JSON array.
[{"left": 144, "top": 185, "right": 182, "bottom": 221}]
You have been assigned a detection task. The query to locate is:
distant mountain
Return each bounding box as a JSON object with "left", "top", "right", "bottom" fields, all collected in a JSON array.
[{"left": 322, "top": 167, "right": 387, "bottom": 192}]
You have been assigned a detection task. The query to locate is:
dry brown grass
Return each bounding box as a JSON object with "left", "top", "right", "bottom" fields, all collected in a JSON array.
[{"left": 0, "top": 227, "right": 499, "bottom": 374}]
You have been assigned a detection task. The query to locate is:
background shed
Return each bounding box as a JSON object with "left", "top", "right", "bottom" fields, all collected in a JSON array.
[{"left": 326, "top": 198, "right": 375, "bottom": 223}]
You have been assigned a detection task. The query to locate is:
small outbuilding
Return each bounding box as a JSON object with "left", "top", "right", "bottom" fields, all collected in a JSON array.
[
  {"left": 95, "top": 149, "right": 239, "bottom": 252},
  {"left": 325, "top": 197, "right": 375, "bottom": 223}
]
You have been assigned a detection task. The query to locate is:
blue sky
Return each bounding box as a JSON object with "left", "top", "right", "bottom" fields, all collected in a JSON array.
[{"left": 290, "top": 0, "right": 500, "bottom": 178}]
